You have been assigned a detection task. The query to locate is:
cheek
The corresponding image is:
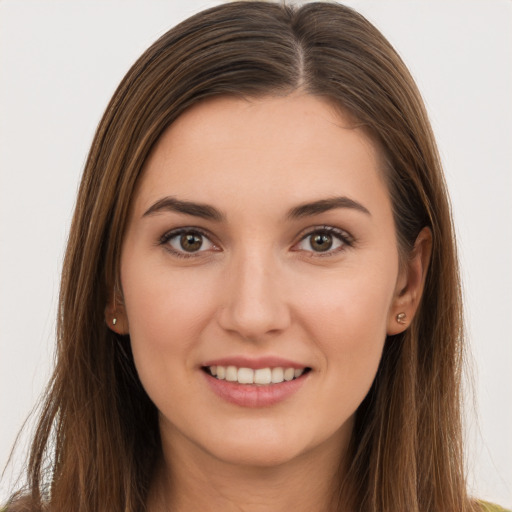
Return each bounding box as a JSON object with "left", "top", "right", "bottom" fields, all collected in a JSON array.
[
  {"left": 123, "top": 256, "right": 214, "bottom": 328},
  {"left": 295, "top": 266, "right": 396, "bottom": 388},
  {"left": 120, "top": 258, "right": 218, "bottom": 385},
  {"left": 298, "top": 266, "right": 394, "bottom": 340}
]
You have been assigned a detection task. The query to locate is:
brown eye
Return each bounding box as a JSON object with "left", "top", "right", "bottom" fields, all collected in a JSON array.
[
  {"left": 294, "top": 227, "right": 350, "bottom": 255},
  {"left": 180, "top": 233, "right": 203, "bottom": 252},
  {"left": 164, "top": 229, "right": 216, "bottom": 256},
  {"left": 309, "top": 233, "right": 333, "bottom": 252}
]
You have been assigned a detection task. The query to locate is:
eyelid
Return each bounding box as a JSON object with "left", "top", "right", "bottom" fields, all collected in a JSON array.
[
  {"left": 157, "top": 224, "right": 354, "bottom": 258},
  {"left": 158, "top": 226, "right": 220, "bottom": 258},
  {"left": 292, "top": 225, "right": 354, "bottom": 255}
]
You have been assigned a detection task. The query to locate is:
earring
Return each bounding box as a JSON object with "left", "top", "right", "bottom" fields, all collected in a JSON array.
[
  {"left": 396, "top": 312, "right": 407, "bottom": 325},
  {"left": 112, "top": 318, "right": 117, "bottom": 326}
]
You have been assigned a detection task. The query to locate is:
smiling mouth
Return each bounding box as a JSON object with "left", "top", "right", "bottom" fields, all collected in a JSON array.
[{"left": 202, "top": 365, "right": 311, "bottom": 385}]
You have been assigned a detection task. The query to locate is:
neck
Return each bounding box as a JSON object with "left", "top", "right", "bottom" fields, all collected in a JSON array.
[{"left": 149, "top": 427, "right": 351, "bottom": 512}]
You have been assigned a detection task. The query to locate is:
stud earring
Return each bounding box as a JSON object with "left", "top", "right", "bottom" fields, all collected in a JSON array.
[
  {"left": 396, "top": 312, "right": 407, "bottom": 324},
  {"left": 112, "top": 318, "right": 117, "bottom": 326}
]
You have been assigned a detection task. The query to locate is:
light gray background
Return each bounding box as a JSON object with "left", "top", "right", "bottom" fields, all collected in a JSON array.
[{"left": 1, "top": 0, "right": 511, "bottom": 506}]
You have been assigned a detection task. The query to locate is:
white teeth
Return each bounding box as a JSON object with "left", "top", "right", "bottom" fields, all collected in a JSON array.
[
  {"left": 237, "top": 367, "right": 254, "bottom": 384},
  {"left": 226, "top": 365, "right": 237, "bottom": 382},
  {"left": 284, "top": 368, "right": 295, "bottom": 381},
  {"left": 271, "top": 367, "right": 284, "bottom": 383},
  {"left": 254, "top": 368, "right": 272, "bottom": 385},
  {"left": 207, "top": 365, "right": 307, "bottom": 385}
]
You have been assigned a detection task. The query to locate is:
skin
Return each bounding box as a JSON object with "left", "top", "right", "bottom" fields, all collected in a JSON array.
[{"left": 108, "top": 93, "right": 431, "bottom": 511}]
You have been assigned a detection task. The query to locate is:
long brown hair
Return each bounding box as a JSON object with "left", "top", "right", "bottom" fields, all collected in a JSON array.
[{"left": 6, "top": 2, "right": 478, "bottom": 511}]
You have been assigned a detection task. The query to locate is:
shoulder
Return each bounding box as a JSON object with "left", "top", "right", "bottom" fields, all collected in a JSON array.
[{"left": 479, "top": 501, "right": 512, "bottom": 512}]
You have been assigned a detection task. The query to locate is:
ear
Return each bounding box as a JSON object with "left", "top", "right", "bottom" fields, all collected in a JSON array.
[
  {"left": 105, "top": 288, "right": 129, "bottom": 335},
  {"left": 387, "top": 227, "right": 432, "bottom": 335}
]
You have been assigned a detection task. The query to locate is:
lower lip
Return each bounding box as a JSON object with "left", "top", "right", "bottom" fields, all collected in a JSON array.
[{"left": 203, "top": 371, "right": 309, "bottom": 408}]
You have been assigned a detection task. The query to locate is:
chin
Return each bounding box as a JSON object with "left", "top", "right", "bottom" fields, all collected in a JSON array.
[
  {"left": 198, "top": 421, "right": 345, "bottom": 470},
  {"left": 210, "top": 439, "right": 308, "bottom": 468}
]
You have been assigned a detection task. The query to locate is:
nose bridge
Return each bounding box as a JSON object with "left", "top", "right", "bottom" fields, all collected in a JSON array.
[{"left": 218, "top": 244, "right": 290, "bottom": 339}]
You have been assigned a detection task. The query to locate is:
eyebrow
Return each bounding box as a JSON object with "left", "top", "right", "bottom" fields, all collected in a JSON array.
[
  {"left": 143, "top": 196, "right": 225, "bottom": 221},
  {"left": 142, "top": 195, "right": 370, "bottom": 222},
  {"left": 287, "top": 196, "right": 371, "bottom": 219}
]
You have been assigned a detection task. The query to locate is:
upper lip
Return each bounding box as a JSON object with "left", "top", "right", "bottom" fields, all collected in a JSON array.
[{"left": 201, "top": 356, "right": 309, "bottom": 370}]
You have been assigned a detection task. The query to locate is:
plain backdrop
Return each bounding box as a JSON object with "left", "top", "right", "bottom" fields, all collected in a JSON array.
[{"left": 1, "top": 0, "right": 511, "bottom": 506}]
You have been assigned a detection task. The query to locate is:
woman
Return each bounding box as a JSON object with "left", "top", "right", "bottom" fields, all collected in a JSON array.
[{"left": 3, "top": 2, "right": 509, "bottom": 511}]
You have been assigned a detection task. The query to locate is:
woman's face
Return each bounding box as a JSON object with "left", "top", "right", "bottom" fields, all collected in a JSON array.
[{"left": 117, "top": 94, "right": 412, "bottom": 468}]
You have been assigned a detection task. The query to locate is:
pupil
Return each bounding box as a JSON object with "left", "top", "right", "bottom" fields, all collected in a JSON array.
[
  {"left": 311, "top": 233, "right": 332, "bottom": 251},
  {"left": 180, "top": 233, "right": 202, "bottom": 252}
]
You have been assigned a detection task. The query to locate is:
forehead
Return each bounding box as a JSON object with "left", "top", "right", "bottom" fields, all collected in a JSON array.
[{"left": 134, "top": 93, "right": 391, "bottom": 220}]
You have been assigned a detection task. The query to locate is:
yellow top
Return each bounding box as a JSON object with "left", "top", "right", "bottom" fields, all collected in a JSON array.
[{"left": 480, "top": 501, "right": 511, "bottom": 512}]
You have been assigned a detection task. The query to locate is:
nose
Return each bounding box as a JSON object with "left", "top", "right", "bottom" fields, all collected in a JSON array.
[{"left": 217, "top": 250, "right": 291, "bottom": 341}]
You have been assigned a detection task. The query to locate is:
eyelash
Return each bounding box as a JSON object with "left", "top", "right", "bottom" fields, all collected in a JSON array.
[
  {"left": 159, "top": 227, "right": 218, "bottom": 259},
  {"left": 294, "top": 226, "right": 354, "bottom": 256},
  {"left": 158, "top": 225, "right": 354, "bottom": 259}
]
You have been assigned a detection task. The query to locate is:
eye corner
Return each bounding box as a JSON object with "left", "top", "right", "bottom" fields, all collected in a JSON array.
[
  {"left": 291, "top": 225, "right": 355, "bottom": 256},
  {"left": 158, "top": 227, "right": 221, "bottom": 259}
]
